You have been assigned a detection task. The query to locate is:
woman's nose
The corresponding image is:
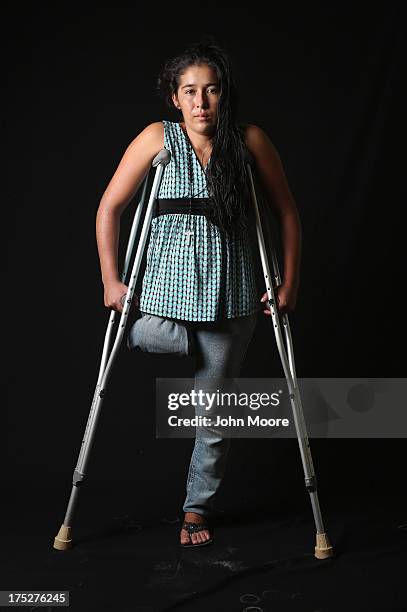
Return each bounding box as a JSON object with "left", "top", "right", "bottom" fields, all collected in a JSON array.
[{"left": 195, "top": 93, "right": 209, "bottom": 108}]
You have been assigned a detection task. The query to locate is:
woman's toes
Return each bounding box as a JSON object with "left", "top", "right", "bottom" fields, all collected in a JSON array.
[
  {"left": 180, "top": 528, "right": 190, "bottom": 544},
  {"left": 193, "top": 530, "right": 209, "bottom": 543}
]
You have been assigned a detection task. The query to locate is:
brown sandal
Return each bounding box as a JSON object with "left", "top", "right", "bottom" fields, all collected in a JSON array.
[{"left": 180, "top": 520, "right": 214, "bottom": 547}]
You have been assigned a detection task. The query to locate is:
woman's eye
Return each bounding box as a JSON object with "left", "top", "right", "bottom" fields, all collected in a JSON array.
[{"left": 185, "top": 88, "right": 218, "bottom": 95}]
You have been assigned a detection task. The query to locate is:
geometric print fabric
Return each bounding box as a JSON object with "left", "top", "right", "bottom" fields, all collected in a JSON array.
[{"left": 138, "top": 120, "right": 259, "bottom": 321}]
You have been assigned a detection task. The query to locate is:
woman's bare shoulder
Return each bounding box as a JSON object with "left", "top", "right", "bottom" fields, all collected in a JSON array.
[
  {"left": 243, "top": 123, "right": 282, "bottom": 166},
  {"left": 130, "top": 121, "right": 164, "bottom": 155},
  {"left": 244, "top": 123, "right": 275, "bottom": 150},
  {"left": 144, "top": 120, "right": 165, "bottom": 134}
]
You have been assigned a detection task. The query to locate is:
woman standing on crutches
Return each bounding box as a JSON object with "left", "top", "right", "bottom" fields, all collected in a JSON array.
[{"left": 95, "top": 39, "right": 302, "bottom": 547}]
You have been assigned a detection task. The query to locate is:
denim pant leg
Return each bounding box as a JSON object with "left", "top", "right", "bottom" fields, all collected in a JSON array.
[{"left": 182, "top": 312, "right": 258, "bottom": 518}]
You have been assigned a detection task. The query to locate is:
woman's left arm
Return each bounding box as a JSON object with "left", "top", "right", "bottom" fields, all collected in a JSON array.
[{"left": 245, "top": 124, "right": 302, "bottom": 315}]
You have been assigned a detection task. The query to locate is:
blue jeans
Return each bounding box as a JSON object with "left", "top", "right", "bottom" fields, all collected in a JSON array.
[{"left": 182, "top": 311, "right": 258, "bottom": 518}]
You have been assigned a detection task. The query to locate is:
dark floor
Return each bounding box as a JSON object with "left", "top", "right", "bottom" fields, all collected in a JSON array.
[{"left": 2, "top": 479, "right": 406, "bottom": 612}]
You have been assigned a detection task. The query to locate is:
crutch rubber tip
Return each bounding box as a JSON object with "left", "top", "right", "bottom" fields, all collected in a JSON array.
[
  {"left": 53, "top": 524, "right": 72, "bottom": 550},
  {"left": 314, "top": 532, "right": 333, "bottom": 559}
]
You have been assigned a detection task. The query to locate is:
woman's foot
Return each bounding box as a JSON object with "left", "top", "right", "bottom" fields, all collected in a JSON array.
[{"left": 180, "top": 512, "right": 212, "bottom": 545}]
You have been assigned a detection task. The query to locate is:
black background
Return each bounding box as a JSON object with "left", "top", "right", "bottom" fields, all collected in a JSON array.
[{"left": 6, "top": 4, "right": 406, "bottom": 610}]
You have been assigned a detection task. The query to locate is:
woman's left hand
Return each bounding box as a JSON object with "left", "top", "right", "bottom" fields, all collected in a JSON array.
[{"left": 260, "top": 283, "right": 298, "bottom": 316}]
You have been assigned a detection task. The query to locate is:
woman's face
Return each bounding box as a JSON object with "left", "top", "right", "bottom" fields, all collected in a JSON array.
[{"left": 172, "top": 63, "right": 220, "bottom": 134}]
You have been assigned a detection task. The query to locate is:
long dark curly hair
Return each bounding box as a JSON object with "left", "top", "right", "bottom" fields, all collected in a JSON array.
[{"left": 156, "top": 37, "right": 252, "bottom": 238}]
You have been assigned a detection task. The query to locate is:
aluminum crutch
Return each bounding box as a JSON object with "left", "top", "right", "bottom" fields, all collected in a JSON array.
[
  {"left": 53, "top": 148, "right": 171, "bottom": 550},
  {"left": 246, "top": 159, "right": 333, "bottom": 559}
]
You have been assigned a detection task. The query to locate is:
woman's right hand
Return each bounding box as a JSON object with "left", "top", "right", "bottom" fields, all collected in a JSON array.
[{"left": 103, "top": 280, "right": 139, "bottom": 313}]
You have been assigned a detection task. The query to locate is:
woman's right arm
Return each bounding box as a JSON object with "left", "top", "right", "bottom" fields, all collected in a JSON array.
[{"left": 96, "top": 122, "right": 163, "bottom": 312}]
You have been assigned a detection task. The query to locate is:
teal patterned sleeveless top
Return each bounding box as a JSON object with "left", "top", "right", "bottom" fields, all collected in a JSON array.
[{"left": 138, "top": 120, "right": 259, "bottom": 321}]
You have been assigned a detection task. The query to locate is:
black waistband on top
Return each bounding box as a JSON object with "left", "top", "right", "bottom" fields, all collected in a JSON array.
[{"left": 153, "top": 197, "right": 213, "bottom": 218}]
